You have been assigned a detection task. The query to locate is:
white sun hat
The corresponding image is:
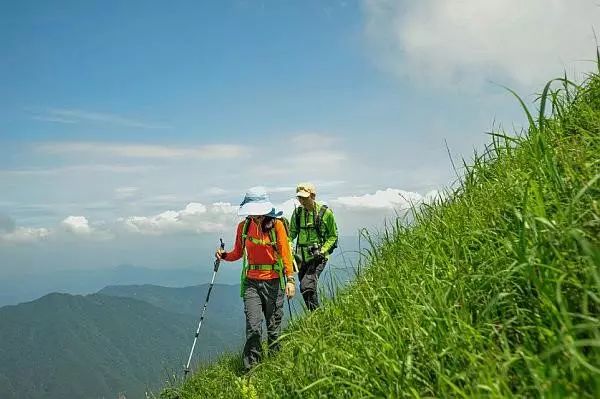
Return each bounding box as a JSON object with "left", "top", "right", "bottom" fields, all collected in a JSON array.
[{"left": 237, "top": 186, "right": 277, "bottom": 217}]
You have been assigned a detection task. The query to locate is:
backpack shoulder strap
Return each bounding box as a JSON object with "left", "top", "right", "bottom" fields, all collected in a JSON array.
[
  {"left": 279, "top": 217, "right": 291, "bottom": 236},
  {"left": 315, "top": 204, "right": 329, "bottom": 242},
  {"left": 241, "top": 217, "right": 251, "bottom": 251},
  {"left": 317, "top": 204, "right": 328, "bottom": 221},
  {"left": 294, "top": 206, "right": 301, "bottom": 230}
]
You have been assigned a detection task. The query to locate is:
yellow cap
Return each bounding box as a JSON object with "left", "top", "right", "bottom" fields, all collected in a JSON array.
[{"left": 296, "top": 182, "right": 316, "bottom": 198}]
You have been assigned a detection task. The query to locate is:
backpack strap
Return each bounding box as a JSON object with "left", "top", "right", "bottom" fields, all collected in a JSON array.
[
  {"left": 315, "top": 204, "right": 328, "bottom": 245},
  {"left": 239, "top": 218, "right": 251, "bottom": 297},
  {"left": 242, "top": 217, "right": 277, "bottom": 249},
  {"left": 269, "top": 227, "right": 285, "bottom": 290},
  {"left": 295, "top": 206, "right": 301, "bottom": 232}
]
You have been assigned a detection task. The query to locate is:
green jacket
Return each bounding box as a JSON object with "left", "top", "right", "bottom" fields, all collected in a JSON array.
[{"left": 289, "top": 202, "right": 338, "bottom": 263}]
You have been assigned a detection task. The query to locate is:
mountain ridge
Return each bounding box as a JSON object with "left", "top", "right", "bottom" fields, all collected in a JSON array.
[{"left": 0, "top": 287, "right": 243, "bottom": 399}]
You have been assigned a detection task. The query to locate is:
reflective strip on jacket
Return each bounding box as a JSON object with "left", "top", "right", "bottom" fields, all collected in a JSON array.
[{"left": 223, "top": 218, "right": 293, "bottom": 280}]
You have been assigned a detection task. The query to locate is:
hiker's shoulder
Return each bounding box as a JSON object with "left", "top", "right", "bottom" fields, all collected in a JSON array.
[
  {"left": 318, "top": 202, "right": 335, "bottom": 215},
  {"left": 273, "top": 218, "right": 288, "bottom": 229}
]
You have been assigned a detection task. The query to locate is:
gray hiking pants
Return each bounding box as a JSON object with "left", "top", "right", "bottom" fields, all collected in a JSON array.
[
  {"left": 298, "top": 257, "right": 327, "bottom": 311},
  {"left": 242, "top": 278, "right": 284, "bottom": 371}
]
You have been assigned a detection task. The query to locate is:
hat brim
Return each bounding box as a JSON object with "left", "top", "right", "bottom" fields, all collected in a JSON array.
[
  {"left": 238, "top": 202, "right": 275, "bottom": 216},
  {"left": 266, "top": 208, "right": 284, "bottom": 218},
  {"left": 296, "top": 190, "right": 311, "bottom": 198}
]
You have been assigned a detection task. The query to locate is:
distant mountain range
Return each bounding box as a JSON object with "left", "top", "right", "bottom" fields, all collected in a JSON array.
[
  {"left": 0, "top": 265, "right": 238, "bottom": 307},
  {"left": 0, "top": 235, "right": 361, "bottom": 308},
  {"left": 0, "top": 284, "right": 244, "bottom": 399}
]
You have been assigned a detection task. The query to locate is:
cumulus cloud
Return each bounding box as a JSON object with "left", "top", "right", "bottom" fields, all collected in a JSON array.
[
  {"left": 57, "top": 216, "right": 114, "bottom": 240},
  {"left": 0, "top": 227, "right": 50, "bottom": 244},
  {"left": 0, "top": 215, "right": 51, "bottom": 245},
  {"left": 121, "top": 202, "right": 238, "bottom": 236},
  {"left": 332, "top": 188, "right": 428, "bottom": 210},
  {"left": 328, "top": 188, "right": 445, "bottom": 233},
  {"left": 61, "top": 216, "right": 93, "bottom": 235},
  {"left": 364, "top": 0, "right": 600, "bottom": 88},
  {"left": 0, "top": 187, "right": 446, "bottom": 245}
]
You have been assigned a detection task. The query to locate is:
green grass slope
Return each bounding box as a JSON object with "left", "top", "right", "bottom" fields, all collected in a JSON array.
[{"left": 165, "top": 70, "right": 600, "bottom": 398}]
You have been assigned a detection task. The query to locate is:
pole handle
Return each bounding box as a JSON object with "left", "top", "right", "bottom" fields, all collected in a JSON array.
[{"left": 214, "top": 238, "right": 224, "bottom": 272}]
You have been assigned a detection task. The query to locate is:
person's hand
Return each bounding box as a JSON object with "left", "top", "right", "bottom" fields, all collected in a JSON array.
[
  {"left": 310, "top": 244, "right": 325, "bottom": 261},
  {"left": 285, "top": 282, "right": 295, "bottom": 299},
  {"left": 215, "top": 248, "right": 226, "bottom": 260}
]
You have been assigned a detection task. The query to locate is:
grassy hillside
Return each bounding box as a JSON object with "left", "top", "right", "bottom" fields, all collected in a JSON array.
[
  {"left": 0, "top": 292, "right": 227, "bottom": 399},
  {"left": 163, "top": 68, "right": 600, "bottom": 398}
]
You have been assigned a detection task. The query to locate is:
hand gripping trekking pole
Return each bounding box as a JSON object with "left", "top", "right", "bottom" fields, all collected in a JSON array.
[{"left": 184, "top": 239, "right": 225, "bottom": 378}]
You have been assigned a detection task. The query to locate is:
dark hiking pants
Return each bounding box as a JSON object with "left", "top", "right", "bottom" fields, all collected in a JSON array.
[
  {"left": 298, "top": 257, "right": 327, "bottom": 311},
  {"left": 242, "top": 278, "right": 284, "bottom": 371}
]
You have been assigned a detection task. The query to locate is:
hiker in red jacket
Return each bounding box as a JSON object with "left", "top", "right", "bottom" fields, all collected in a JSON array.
[{"left": 216, "top": 186, "right": 295, "bottom": 371}]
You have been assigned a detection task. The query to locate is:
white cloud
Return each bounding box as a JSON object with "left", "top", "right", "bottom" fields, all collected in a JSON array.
[
  {"left": 332, "top": 188, "right": 425, "bottom": 210},
  {"left": 0, "top": 227, "right": 50, "bottom": 244},
  {"left": 210, "top": 202, "right": 238, "bottom": 214},
  {"left": 424, "top": 189, "right": 446, "bottom": 204},
  {"left": 364, "top": 0, "right": 600, "bottom": 88},
  {"left": 121, "top": 202, "right": 238, "bottom": 236},
  {"left": 61, "top": 216, "right": 92, "bottom": 235},
  {"left": 36, "top": 142, "right": 248, "bottom": 160},
  {"left": 0, "top": 187, "right": 445, "bottom": 246},
  {"left": 327, "top": 188, "right": 446, "bottom": 233}
]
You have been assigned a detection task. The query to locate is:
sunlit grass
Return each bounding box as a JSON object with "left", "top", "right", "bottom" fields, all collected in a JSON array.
[{"left": 160, "top": 66, "right": 600, "bottom": 398}]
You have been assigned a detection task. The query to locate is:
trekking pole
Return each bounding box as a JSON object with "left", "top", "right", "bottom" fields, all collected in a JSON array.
[
  {"left": 287, "top": 296, "right": 293, "bottom": 322},
  {"left": 184, "top": 238, "right": 225, "bottom": 378}
]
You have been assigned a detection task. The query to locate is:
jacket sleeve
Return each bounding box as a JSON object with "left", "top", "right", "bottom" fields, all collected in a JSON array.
[
  {"left": 222, "top": 222, "right": 244, "bottom": 262},
  {"left": 289, "top": 208, "right": 299, "bottom": 241},
  {"left": 275, "top": 220, "right": 293, "bottom": 277},
  {"left": 320, "top": 209, "right": 338, "bottom": 255}
]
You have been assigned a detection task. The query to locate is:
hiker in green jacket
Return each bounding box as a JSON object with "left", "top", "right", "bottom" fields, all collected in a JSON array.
[{"left": 289, "top": 182, "right": 338, "bottom": 311}]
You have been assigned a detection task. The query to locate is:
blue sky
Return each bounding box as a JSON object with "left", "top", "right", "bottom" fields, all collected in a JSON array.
[{"left": 1, "top": 0, "right": 599, "bottom": 279}]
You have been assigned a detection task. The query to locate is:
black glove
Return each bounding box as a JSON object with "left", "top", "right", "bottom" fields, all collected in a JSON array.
[
  {"left": 309, "top": 244, "right": 326, "bottom": 262},
  {"left": 309, "top": 244, "right": 320, "bottom": 256}
]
